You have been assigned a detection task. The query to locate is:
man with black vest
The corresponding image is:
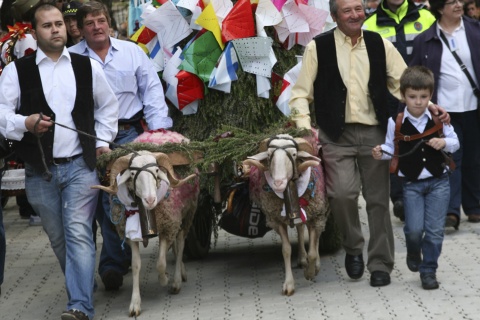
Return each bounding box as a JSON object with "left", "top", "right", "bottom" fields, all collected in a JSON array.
[
  {"left": 0, "top": 3, "right": 118, "bottom": 320},
  {"left": 289, "top": 0, "right": 447, "bottom": 287}
]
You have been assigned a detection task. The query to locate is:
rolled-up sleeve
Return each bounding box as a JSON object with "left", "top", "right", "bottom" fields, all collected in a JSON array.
[
  {"left": 91, "top": 59, "right": 119, "bottom": 148},
  {"left": 0, "top": 62, "right": 29, "bottom": 141},
  {"left": 135, "top": 46, "right": 173, "bottom": 130},
  {"left": 289, "top": 40, "right": 318, "bottom": 130}
]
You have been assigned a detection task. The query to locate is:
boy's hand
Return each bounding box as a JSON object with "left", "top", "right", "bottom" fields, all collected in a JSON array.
[
  {"left": 427, "top": 138, "right": 446, "bottom": 150},
  {"left": 372, "top": 145, "right": 383, "bottom": 160}
]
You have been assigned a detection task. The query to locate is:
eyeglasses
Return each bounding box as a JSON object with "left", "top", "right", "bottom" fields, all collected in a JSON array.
[{"left": 444, "top": 0, "right": 464, "bottom": 5}]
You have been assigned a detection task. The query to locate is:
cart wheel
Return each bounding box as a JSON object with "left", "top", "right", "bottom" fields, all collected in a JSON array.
[
  {"left": 319, "top": 209, "right": 343, "bottom": 255},
  {"left": 184, "top": 190, "right": 215, "bottom": 259},
  {"left": 1, "top": 196, "right": 9, "bottom": 209}
]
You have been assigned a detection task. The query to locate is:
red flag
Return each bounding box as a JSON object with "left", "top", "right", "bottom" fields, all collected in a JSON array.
[
  {"left": 221, "top": 0, "right": 255, "bottom": 43},
  {"left": 176, "top": 71, "right": 205, "bottom": 110}
]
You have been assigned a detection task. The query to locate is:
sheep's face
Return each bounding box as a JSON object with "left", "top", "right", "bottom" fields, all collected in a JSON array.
[
  {"left": 244, "top": 134, "right": 321, "bottom": 194},
  {"left": 126, "top": 153, "right": 169, "bottom": 210},
  {"left": 267, "top": 146, "right": 297, "bottom": 193}
]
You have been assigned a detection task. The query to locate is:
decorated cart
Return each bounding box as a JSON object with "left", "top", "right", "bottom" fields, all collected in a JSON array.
[{"left": 120, "top": 0, "right": 342, "bottom": 258}]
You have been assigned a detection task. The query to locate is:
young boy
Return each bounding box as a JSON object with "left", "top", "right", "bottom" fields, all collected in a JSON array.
[{"left": 372, "top": 66, "right": 459, "bottom": 290}]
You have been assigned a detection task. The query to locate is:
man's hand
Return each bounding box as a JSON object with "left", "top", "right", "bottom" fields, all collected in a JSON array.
[
  {"left": 96, "top": 146, "right": 111, "bottom": 157},
  {"left": 372, "top": 145, "right": 383, "bottom": 160},
  {"left": 428, "top": 104, "right": 451, "bottom": 125},
  {"left": 25, "top": 114, "right": 52, "bottom": 134}
]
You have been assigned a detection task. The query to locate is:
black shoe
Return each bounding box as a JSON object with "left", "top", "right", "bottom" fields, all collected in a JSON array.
[
  {"left": 370, "top": 271, "right": 391, "bottom": 287},
  {"left": 420, "top": 273, "right": 439, "bottom": 290},
  {"left": 61, "top": 309, "right": 89, "bottom": 320},
  {"left": 101, "top": 269, "right": 123, "bottom": 291},
  {"left": 445, "top": 214, "right": 459, "bottom": 230},
  {"left": 345, "top": 253, "right": 364, "bottom": 280},
  {"left": 406, "top": 253, "right": 421, "bottom": 272},
  {"left": 393, "top": 200, "right": 405, "bottom": 222}
]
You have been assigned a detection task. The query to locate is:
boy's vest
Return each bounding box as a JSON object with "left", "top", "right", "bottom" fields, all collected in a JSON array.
[
  {"left": 391, "top": 112, "right": 454, "bottom": 181},
  {"left": 13, "top": 52, "right": 97, "bottom": 173}
]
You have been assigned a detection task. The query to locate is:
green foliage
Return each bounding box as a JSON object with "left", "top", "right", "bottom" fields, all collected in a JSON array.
[{"left": 170, "top": 27, "right": 305, "bottom": 141}]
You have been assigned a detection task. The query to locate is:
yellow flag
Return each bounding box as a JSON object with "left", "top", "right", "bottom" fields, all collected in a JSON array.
[
  {"left": 130, "top": 26, "right": 149, "bottom": 54},
  {"left": 195, "top": 3, "right": 225, "bottom": 50}
]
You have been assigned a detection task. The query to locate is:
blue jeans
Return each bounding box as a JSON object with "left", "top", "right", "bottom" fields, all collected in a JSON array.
[
  {"left": 403, "top": 174, "right": 450, "bottom": 274},
  {"left": 0, "top": 168, "right": 5, "bottom": 286},
  {"left": 97, "top": 126, "right": 138, "bottom": 276},
  {"left": 448, "top": 111, "right": 480, "bottom": 218},
  {"left": 25, "top": 157, "right": 98, "bottom": 319}
]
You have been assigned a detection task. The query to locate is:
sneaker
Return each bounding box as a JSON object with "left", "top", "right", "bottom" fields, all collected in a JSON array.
[
  {"left": 406, "top": 253, "right": 422, "bottom": 272},
  {"left": 29, "top": 215, "right": 42, "bottom": 226},
  {"left": 61, "top": 309, "right": 89, "bottom": 320},
  {"left": 420, "top": 273, "right": 439, "bottom": 290},
  {"left": 101, "top": 269, "right": 123, "bottom": 291}
]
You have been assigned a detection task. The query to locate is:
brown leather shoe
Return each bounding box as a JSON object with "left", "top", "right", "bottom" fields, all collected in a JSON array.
[
  {"left": 445, "top": 214, "right": 459, "bottom": 230},
  {"left": 467, "top": 214, "right": 480, "bottom": 223}
]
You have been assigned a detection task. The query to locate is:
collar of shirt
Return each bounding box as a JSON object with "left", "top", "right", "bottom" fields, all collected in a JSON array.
[
  {"left": 402, "top": 107, "right": 432, "bottom": 125},
  {"left": 334, "top": 28, "right": 364, "bottom": 47},
  {"left": 436, "top": 18, "right": 465, "bottom": 37},
  {"left": 76, "top": 37, "right": 119, "bottom": 60},
  {"left": 35, "top": 46, "right": 71, "bottom": 65}
]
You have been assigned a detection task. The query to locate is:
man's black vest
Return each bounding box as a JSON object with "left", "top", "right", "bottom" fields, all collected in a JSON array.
[
  {"left": 398, "top": 118, "right": 445, "bottom": 181},
  {"left": 14, "top": 52, "right": 97, "bottom": 172},
  {"left": 314, "top": 29, "right": 389, "bottom": 141}
]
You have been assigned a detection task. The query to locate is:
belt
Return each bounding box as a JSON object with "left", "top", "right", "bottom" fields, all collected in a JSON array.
[
  {"left": 119, "top": 123, "right": 136, "bottom": 131},
  {"left": 52, "top": 154, "right": 82, "bottom": 165}
]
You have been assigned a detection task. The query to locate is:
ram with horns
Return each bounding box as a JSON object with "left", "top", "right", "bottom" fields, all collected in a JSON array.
[
  {"left": 242, "top": 133, "right": 329, "bottom": 296},
  {"left": 92, "top": 131, "right": 200, "bottom": 318}
]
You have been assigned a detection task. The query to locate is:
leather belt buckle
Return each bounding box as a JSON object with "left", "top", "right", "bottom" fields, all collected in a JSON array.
[
  {"left": 53, "top": 154, "right": 81, "bottom": 165},
  {"left": 118, "top": 124, "right": 132, "bottom": 131}
]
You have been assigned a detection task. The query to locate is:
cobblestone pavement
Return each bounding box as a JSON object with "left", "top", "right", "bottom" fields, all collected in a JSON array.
[{"left": 1, "top": 196, "right": 480, "bottom": 320}]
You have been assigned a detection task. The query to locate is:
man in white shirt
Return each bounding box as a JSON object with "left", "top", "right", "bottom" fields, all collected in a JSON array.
[
  {"left": 0, "top": 3, "right": 118, "bottom": 320},
  {"left": 69, "top": 1, "right": 173, "bottom": 292}
]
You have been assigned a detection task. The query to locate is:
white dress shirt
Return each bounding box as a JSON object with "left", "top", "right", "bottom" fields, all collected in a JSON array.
[
  {"left": 437, "top": 19, "right": 479, "bottom": 113},
  {"left": 69, "top": 37, "right": 173, "bottom": 130},
  {"left": 380, "top": 108, "right": 460, "bottom": 180},
  {"left": 0, "top": 47, "right": 119, "bottom": 158}
]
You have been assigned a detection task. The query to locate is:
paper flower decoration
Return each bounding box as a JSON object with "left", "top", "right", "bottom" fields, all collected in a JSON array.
[
  {"left": 176, "top": 70, "right": 205, "bottom": 110},
  {"left": 221, "top": 0, "right": 255, "bottom": 43},
  {"left": 179, "top": 31, "right": 223, "bottom": 82}
]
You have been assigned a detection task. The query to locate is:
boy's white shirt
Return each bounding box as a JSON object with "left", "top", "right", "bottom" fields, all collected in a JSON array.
[{"left": 380, "top": 107, "right": 460, "bottom": 179}]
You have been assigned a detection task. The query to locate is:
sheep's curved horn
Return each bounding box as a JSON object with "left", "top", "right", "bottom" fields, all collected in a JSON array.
[
  {"left": 257, "top": 138, "right": 270, "bottom": 152},
  {"left": 153, "top": 152, "right": 197, "bottom": 188},
  {"left": 297, "top": 160, "right": 321, "bottom": 173},
  {"left": 243, "top": 159, "right": 266, "bottom": 172},
  {"left": 91, "top": 154, "right": 133, "bottom": 194},
  {"left": 294, "top": 137, "right": 315, "bottom": 156}
]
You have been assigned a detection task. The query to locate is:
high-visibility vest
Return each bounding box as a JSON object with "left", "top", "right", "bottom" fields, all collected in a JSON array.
[{"left": 363, "top": 0, "right": 436, "bottom": 63}]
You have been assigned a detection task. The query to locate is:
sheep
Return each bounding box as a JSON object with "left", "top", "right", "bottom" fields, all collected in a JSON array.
[
  {"left": 92, "top": 130, "right": 200, "bottom": 317},
  {"left": 242, "top": 133, "right": 329, "bottom": 296}
]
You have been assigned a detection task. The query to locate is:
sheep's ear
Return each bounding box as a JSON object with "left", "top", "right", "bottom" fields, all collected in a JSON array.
[
  {"left": 297, "top": 151, "right": 321, "bottom": 162},
  {"left": 117, "top": 169, "right": 131, "bottom": 189},
  {"left": 247, "top": 151, "right": 268, "bottom": 161},
  {"left": 156, "top": 168, "right": 169, "bottom": 185}
]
